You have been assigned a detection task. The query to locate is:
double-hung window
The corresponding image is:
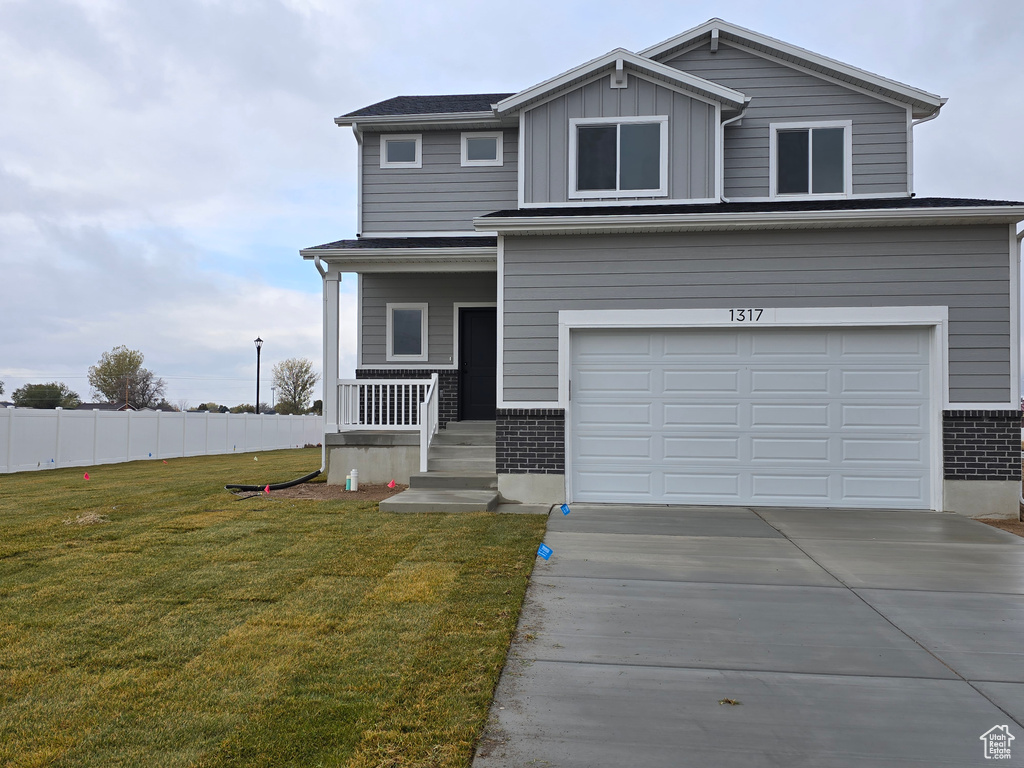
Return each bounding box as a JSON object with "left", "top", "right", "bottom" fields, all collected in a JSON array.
[
  {"left": 386, "top": 303, "right": 428, "bottom": 362},
  {"left": 770, "top": 121, "right": 851, "bottom": 197},
  {"left": 569, "top": 116, "right": 668, "bottom": 199}
]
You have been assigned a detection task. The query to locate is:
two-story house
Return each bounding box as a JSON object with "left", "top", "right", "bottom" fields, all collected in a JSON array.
[{"left": 302, "top": 18, "right": 1024, "bottom": 518}]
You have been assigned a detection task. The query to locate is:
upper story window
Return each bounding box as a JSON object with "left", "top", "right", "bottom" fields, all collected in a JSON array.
[
  {"left": 569, "top": 116, "right": 669, "bottom": 199},
  {"left": 380, "top": 134, "right": 422, "bottom": 169},
  {"left": 770, "top": 121, "right": 851, "bottom": 197},
  {"left": 461, "top": 131, "right": 503, "bottom": 167}
]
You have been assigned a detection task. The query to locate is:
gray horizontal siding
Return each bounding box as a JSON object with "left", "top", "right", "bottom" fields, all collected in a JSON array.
[
  {"left": 524, "top": 74, "right": 716, "bottom": 204},
  {"left": 667, "top": 42, "right": 909, "bottom": 198},
  {"left": 502, "top": 226, "right": 1011, "bottom": 404},
  {"left": 362, "top": 131, "right": 518, "bottom": 233},
  {"left": 361, "top": 272, "right": 496, "bottom": 366}
]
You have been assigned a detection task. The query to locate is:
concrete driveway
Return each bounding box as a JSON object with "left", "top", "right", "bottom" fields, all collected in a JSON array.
[{"left": 473, "top": 505, "right": 1024, "bottom": 767}]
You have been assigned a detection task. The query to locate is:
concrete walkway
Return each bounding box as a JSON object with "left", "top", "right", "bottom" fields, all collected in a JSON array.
[{"left": 473, "top": 505, "right": 1024, "bottom": 767}]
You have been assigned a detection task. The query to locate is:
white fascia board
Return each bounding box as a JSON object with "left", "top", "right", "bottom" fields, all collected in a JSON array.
[
  {"left": 334, "top": 112, "right": 504, "bottom": 130},
  {"left": 474, "top": 206, "right": 1024, "bottom": 235},
  {"left": 639, "top": 18, "right": 944, "bottom": 117},
  {"left": 494, "top": 48, "right": 746, "bottom": 115},
  {"left": 299, "top": 249, "right": 497, "bottom": 273}
]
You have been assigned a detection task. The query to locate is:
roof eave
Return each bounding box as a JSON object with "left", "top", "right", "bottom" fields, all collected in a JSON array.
[
  {"left": 335, "top": 111, "right": 504, "bottom": 129},
  {"left": 474, "top": 206, "right": 1024, "bottom": 235},
  {"left": 299, "top": 246, "right": 498, "bottom": 272}
]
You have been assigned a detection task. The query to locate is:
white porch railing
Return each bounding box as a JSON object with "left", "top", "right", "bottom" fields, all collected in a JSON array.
[{"left": 337, "top": 375, "right": 440, "bottom": 472}]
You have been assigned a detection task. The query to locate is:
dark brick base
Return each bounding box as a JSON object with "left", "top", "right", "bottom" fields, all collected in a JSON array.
[
  {"left": 356, "top": 369, "right": 459, "bottom": 428},
  {"left": 943, "top": 410, "right": 1021, "bottom": 481},
  {"left": 497, "top": 408, "right": 565, "bottom": 474}
]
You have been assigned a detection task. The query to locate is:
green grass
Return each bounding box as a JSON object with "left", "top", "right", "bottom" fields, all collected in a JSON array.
[{"left": 0, "top": 449, "right": 547, "bottom": 767}]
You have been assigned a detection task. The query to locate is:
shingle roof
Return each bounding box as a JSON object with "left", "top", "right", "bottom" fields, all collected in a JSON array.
[
  {"left": 479, "top": 197, "right": 1024, "bottom": 219},
  {"left": 341, "top": 94, "right": 514, "bottom": 118},
  {"left": 305, "top": 236, "right": 497, "bottom": 251}
]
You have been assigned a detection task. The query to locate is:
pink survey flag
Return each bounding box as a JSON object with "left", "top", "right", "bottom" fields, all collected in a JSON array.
[
  {"left": 387, "top": 479, "right": 396, "bottom": 489},
  {"left": 264, "top": 485, "right": 271, "bottom": 494},
  {"left": 83, "top": 473, "right": 90, "bottom": 480}
]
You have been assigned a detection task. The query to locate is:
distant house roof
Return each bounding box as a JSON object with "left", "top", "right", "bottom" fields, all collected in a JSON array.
[
  {"left": 338, "top": 94, "right": 514, "bottom": 121},
  {"left": 76, "top": 401, "right": 137, "bottom": 411}
]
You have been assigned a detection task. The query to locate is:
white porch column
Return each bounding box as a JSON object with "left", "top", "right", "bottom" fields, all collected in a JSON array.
[{"left": 323, "top": 269, "right": 341, "bottom": 433}]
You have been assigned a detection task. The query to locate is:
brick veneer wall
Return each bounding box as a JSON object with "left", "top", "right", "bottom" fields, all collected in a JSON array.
[
  {"left": 496, "top": 408, "right": 565, "bottom": 474},
  {"left": 356, "top": 369, "right": 459, "bottom": 428},
  {"left": 943, "top": 410, "right": 1022, "bottom": 481}
]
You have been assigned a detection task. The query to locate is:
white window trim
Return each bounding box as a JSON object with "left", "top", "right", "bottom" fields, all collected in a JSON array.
[
  {"left": 386, "top": 302, "right": 428, "bottom": 362},
  {"left": 461, "top": 131, "right": 503, "bottom": 167},
  {"left": 379, "top": 134, "right": 422, "bottom": 169},
  {"left": 568, "top": 115, "right": 669, "bottom": 200},
  {"left": 769, "top": 120, "right": 852, "bottom": 199}
]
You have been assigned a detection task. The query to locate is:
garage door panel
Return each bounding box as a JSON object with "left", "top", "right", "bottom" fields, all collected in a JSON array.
[
  {"left": 663, "top": 369, "right": 740, "bottom": 394},
  {"left": 751, "top": 404, "right": 831, "bottom": 427},
  {"left": 751, "top": 369, "right": 830, "bottom": 393},
  {"left": 751, "top": 474, "right": 831, "bottom": 500},
  {"left": 750, "top": 330, "right": 830, "bottom": 356},
  {"left": 664, "top": 437, "right": 740, "bottom": 460},
  {"left": 575, "top": 368, "right": 651, "bottom": 393},
  {"left": 576, "top": 435, "right": 652, "bottom": 459},
  {"left": 841, "top": 404, "right": 926, "bottom": 428},
  {"left": 571, "top": 327, "right": 932, "bottom": 509},
  {"left": 842, "top": 475, "right": 925, "bottom": 501},
  {"left": 841, "top": 370, "right": 925, "bottom": 394},
  {"left": 663, "top": 331, "right": 739, "bottom": 356},
  {"left": 842, "top": 438, "right": 925, "bottom": 463},
  {"left": 663, "top": 403, "right": 740, "bottom": 427},
  {"left": 750, "top": 437, "right": 831, "bottom": 462},
  {"left": 575, "top": 470, "right": 652, "bottom": 496},
  {"left": 663, "top": 472, "right": 741, "bottom": 498}
]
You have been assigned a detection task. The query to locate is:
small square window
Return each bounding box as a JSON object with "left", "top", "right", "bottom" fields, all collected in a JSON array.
[
  {"left": 771, "top": 122, "right": 850, "bottom": 197},
  {"left": 380, "top": 134, "right": 422, "bottom": 169},
  {"left": 387, "top": 303, "right": 428, "bottom": 361},
  {"left": 461, "top": 132, "right": 503, "bottom": 167}
]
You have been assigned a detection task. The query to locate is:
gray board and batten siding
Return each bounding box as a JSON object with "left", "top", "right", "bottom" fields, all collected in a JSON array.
[
  {"left": 361, "top": 272, "right": 497, "bottom": 366},
  {"left": 665, "top": 42, "right": 909, "bottom": 199},
  {"left": 362, "top": 130, "right": 518, "bottom": 234},
  {"left": 523, "top": 74, "right": 717, "bottom": 205},
  {"left": 502, "top": 225, "right": 1011, "bottom": 403}
]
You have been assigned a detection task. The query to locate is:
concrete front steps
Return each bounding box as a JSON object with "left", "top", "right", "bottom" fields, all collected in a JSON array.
[{"left": 380, "top": 421, "right": 499, "bottom": 513}]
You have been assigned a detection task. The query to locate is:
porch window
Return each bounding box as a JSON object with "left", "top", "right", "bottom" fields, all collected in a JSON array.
[
  {"left": 770, "top": 121, "right": 851, "bottom": 197},
  {"left": 569, "top": 116, "right": 668, "bottom": 199},
  {"left": 387, "top": 303, "right": 428, "bottom": 361}
]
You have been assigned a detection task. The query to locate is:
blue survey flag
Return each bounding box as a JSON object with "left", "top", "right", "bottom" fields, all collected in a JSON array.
[
  {"left": 537, "top": 543, "right": 553, "bottom": 560},
  {"left": 560, "top": 503, "right": 571, "bottom": 516}
]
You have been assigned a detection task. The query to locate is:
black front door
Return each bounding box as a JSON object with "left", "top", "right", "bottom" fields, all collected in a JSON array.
[{"left": 459, "top": 307, "right": 497, "bottom": 420}]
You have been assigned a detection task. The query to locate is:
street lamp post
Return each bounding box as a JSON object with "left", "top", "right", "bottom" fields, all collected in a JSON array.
[{"left": 254, "top": 337, "right": 263, "bottom": 414}]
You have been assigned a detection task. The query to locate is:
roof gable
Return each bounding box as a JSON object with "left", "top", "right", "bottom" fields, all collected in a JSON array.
[
  {"left": 640, "top": 18, "right": 944, "bottom": 119},
  {"left": 494, "top": 48, "right": 748, "bottom": 116}
]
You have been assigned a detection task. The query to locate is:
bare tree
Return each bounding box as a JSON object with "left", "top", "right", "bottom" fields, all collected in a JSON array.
[{"left": 271, "top": 358, "right": 320, "bottom": 414}]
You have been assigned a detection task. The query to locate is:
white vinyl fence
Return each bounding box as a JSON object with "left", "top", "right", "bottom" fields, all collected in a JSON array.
[{"left": 0, "top": 408, "right": 324, "bottom": 474}]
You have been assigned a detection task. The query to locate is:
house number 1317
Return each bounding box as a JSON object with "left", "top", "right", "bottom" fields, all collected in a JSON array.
[{"left": 729, "top": 309, "right": 763, "bottom": 322}]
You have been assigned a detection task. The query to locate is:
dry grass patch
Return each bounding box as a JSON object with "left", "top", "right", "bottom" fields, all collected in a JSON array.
[{"left": 0, "top": 449, "right": 546, "bottom": 767}]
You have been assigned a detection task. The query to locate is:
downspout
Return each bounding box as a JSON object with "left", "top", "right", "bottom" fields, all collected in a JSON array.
[
  {"left": 1017, "top": 229, "right": 1023, "bottom": 511},
  {"left": 909, "top": 101, "right": 945, "bottom": 196},
  {"left": 352, "top": 122, "right": 364, "bottom": 237},
  {"left": 719, "top": 102, "right": 750, "bottom": 203},
  {"left": 314, "top": 254, "right": 329, "bottom": 476}
]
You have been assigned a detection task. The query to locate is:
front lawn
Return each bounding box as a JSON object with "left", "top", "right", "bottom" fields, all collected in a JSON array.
[{"left": 0, "top": 449, "right": 546, "bottom": 767}]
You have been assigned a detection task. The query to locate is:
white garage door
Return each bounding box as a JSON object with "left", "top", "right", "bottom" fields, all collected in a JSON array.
[{"left": 570, "top": 327, "right": 932, "bottom": 508}]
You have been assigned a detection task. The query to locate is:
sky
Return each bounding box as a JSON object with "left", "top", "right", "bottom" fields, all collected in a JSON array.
[{"left": 1, "top": 0, "right": 1022, "bottom": 408}]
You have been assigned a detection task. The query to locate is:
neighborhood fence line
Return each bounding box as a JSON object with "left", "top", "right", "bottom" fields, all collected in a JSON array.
[{"left": 0, "top": 408, "right": 324, "bottom": 474}]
